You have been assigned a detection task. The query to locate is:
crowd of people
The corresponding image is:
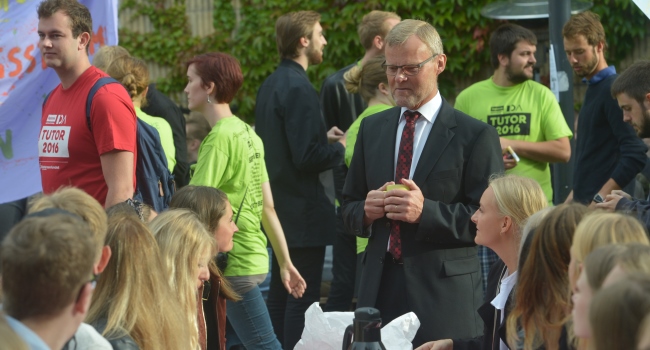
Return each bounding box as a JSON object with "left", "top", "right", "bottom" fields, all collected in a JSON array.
[{"left": 2, "top": 0, "right": 650, "bottom": 349}]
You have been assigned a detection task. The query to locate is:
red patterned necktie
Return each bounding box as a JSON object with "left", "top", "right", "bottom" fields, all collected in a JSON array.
[{"left": 389, "top": 110, "right": 421, "bottom": 260}]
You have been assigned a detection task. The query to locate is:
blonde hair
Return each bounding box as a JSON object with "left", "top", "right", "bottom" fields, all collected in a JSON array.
[
  {"left": 385, "top": 19, "right": 444, "bottom": 56},
  {"left": 93, "top": 45, "right": 130, "bottom": 71},
  {"left": 507, "top": 203, "right": 589, "bottom": 350},
  {"left": 358, "top": 11, "right": 401, "bottom": 50},
  {"left": 590, "top": 274, "right": 650, "bottom": 350},
  {"left": 583, "top": 243, "right": 650, "bottom": 292},
  {"left": 104, "top": 56, "right": 149, "bottom": 105},
  {"left": 570, "top": 212, "right": 649, "bottom": 284},
  {"left": 169, "top": 186, "right": 239, "bottom": 301},
  {"left": 29, "top": 187, "right": 107, "bottom": 260},
  {"left": 149, "top": 209, "right": 217, "bottom": 350},
  {"left": 86, "top": 213, "right": 190, "bottom": 350},
  {"left": 344, "top": 55, "right": 387, "bottom": 103},
  {"left": 490, "top": 174, "right": 548, "bottom": 237}
]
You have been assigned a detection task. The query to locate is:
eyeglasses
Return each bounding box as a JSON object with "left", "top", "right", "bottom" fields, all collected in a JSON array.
[{"left": 382, "top": 54, "right": 439, "bottom": 76}]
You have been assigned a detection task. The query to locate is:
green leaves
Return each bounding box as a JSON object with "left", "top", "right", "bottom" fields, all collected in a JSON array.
[{"left": 119, "top": 0, "right": 647, "bottom": 123}]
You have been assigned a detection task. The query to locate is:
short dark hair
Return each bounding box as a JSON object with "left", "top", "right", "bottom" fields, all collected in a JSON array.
[
  {"left": 37, "top": 0, "right": 92, "bottom": 41},
  {"left": 186, "top": 52, "right": 243, "bottom": 104},
  {"left": 611, "top": 60, "right": 650, "bottom": 105},
  {"left": 2, "top": 214, "right": 96, "bottom": 320},
  {"left": 275, "top": 11, "right": 321, "bottom": 59},
  {"left": 562, "top": 11, "right": 606, "bottom": 48},
  {"left": 489, "top": 23, "right": 537, "bottom": 69}
]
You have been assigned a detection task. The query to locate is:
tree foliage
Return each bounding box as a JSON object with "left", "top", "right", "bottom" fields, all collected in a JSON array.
[{"left": 118, "top": 0, "right": 647, "bottom": 122}]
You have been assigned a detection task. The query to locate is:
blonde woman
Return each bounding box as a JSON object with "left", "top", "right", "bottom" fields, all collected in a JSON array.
[
  {"left": 417, "top": 175, "right": 547, "bottom": 350},
  {"left": 568, "top": 212, "right": 649, "bottom": 291},
  {"left": 104, "top": 56, "right": 176, "bottom": 172},
  {"left": 87, "top": 213, "right": 190, "bottom": 350},
  {"left": 150, "top": 209, "right": 228, "bottom": 350},
  {"left": 568, "top": 212, "right": 649, "bottom": 347}
]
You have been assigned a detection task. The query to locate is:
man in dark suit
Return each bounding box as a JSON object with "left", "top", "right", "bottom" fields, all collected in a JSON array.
[
  {"left": 255, "top": 10, "right": 346, "bottom": 350},
  {"left": 320, "top": 10, "right": 400, "bottom": 313},
  {"left": 342, "top": 19, "right": 504, "bottom": 347}
]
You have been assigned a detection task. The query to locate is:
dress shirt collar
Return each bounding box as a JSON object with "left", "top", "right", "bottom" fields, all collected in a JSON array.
[
  {"left": 4, "top": 314, "right": 51, "bottom": 350},
  {"left": 399, "top": 91, "right": 442, "bottom": 125},
  {"left": 583, "top": 65, "right": 616, "bottom": 85}
]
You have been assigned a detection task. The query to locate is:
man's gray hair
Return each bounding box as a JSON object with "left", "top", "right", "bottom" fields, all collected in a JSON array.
[{"left": 385, "top": 19, "right": 444, "bottom": 56}]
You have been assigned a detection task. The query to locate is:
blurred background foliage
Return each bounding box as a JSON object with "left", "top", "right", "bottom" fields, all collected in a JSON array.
[{"left": 119, "top": 0, "right": 647, "bottom": 122}]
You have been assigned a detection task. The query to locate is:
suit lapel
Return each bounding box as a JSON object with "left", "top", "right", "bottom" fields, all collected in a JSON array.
[
  {"left": 413, "top": 99, "right": 456, "bottom": 184},
  {"left": 376, "top": 107, "right": 401, "bottom": 182}
]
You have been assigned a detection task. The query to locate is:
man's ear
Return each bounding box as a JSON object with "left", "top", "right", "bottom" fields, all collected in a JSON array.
[
  {"left": 73, "top": 283, "right": 93, "bottom": 317},
  {"left": 78, "top": 32, "right": 91, "bottom": 52},
  {"left": 299, "top": 35, "right": 310, "bottom": 49},
  {"left": 95, "top": 245, "right": 111, "bottom": 274},
  {"left": 596, "top": 41, "right": 605, "bottom": 54},
  {"left": 498, "top": 53, "right": 509, "bottom": 68},
  {"left": 374, "top": 35, "right": 384, "bottom": 51},
  {"left": 644, "top": 92, "right": 650, "bottom": 110}
]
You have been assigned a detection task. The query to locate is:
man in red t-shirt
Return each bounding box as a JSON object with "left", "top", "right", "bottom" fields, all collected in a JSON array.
[{"left": 37, "top": 0, "right": 136, "bottom": 207}]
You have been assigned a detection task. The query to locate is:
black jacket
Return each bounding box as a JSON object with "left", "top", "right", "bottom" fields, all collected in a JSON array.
[
  {"left": 453, "top": 259, "right": 511, "bottom": 350},
  {"left": 255, "top": 59, "right": 344, "bottom": 247}
]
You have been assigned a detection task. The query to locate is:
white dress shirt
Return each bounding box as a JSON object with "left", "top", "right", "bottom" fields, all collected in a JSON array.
[
  {"left": 393, "top": 92, "right": 443, "bottom": 178},
  {"left": 491, "top": 270, "right": 518, "bottom": 350}
]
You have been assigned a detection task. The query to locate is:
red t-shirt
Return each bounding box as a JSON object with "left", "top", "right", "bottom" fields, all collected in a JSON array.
[{"left": 39, "top": 66, "right": 137, "bottom": 205}]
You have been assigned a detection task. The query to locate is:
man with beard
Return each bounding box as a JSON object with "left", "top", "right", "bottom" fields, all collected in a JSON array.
[
  {"left": 563, "top": 11, "right": 646, "bottom": 206},
  {"left": 254, "top": 10, "right": 346, "bottom": 350},
  {"left": 454, "top": 23, "right": 572, "bottom": 290},
  {"left": 596, "top": 60, "right": 650, "bottom": 229}
]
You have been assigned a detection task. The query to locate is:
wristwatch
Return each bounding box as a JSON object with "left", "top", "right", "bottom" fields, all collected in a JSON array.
[{"left": 593, "top": 193, "right": 605, "bottom": 204}]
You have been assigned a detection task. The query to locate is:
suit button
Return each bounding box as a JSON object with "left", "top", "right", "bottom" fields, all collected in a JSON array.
[
  {"left": 379, "top": 257, "right": 384, "bottom": 263},
  {"left": 385, "top": 222, "right": 390, "bottom": 228}
]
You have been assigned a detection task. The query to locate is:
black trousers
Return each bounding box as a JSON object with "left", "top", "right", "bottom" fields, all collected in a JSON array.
[
  {"left": 323, "top": 210, "right": 356, "bottom": 312},
  {"left": 267, "top": 246, "right": 326, "bottom": 350},
  {"left": 372, "top": 254, "right": 410, "bottom": 331}
]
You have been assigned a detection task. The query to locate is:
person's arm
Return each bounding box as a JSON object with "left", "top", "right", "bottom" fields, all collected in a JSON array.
[
  {"left": 284, "top": 84, "right": 344, "bottom": 173},
  {"left": 499, "top": 136, "right": 571, "bottom": 163},
  {"left": 260, "top": 181, "right": 307, "bottom": 298},
  {"left": 604, "top": 90, "right": 647, "bottom": 193},
  {"left": 101, "top": 150, "right": 134, "bottom": 208}
]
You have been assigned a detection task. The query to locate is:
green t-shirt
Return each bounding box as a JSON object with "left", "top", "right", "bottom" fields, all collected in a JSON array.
[
  {"left": 190, "top": 116, "right": 269, "bottom": 276},
  {"left": 345, "top": 103, "right": 393, "bottom": 167},
  {"left": 455, "top": 78, "right": 572, "bottom": 203},
  {"left": 135, "top": 108, "right": 176, "bottom": 173},
  {"left": 345, "top": 104, "right": 393, "bottom": 254}
]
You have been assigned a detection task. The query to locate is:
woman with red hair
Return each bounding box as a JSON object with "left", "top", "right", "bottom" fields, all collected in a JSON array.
[{"left": 185, "top": 52, "right": 305, "bottom": 350}]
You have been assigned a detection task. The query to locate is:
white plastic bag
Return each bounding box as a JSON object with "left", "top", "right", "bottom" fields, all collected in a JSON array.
[{"left": 294, "top": 302, "right": 420, "bottom": 350}]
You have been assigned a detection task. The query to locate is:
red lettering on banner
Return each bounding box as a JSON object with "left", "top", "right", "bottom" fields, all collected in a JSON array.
[
  {"left": 25, "top": 44, "right": 36, "bottom": 73},
  {"left": 89, "top": 26, "right": 106, "bottom": 55},
  {"left": 8, "top": 47, "right": 22, "bottom": 78}
]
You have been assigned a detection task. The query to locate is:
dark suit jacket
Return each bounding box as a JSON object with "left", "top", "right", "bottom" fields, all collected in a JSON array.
[
  {"left": 453, "top": 259, "right": 510, "bottom": 350},
  {"left": 255, "top": 59, "right": 345, "bottom": 247},
  {"left": 341, "top": 100, "right": 503, "bottom": 345}
]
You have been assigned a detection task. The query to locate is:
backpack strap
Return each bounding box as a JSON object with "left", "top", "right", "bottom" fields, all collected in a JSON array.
[{"left": 85, "top": 77, "right": 121, "bottom": 131}]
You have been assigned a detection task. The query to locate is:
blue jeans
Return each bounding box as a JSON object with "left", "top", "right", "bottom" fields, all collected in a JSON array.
[{"left": 226, "top": 285, "right": 282, "bottom": 350}]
